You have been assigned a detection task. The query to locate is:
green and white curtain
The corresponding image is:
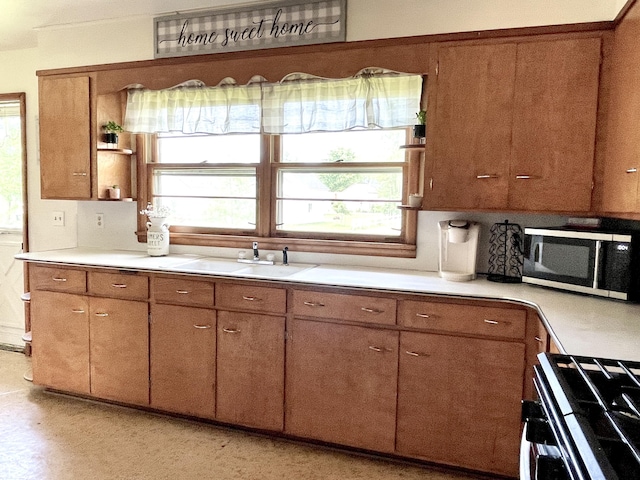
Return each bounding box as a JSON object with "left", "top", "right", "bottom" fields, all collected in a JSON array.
[{"left": 124, "top": 69, "right": 423, "bottom": 135}]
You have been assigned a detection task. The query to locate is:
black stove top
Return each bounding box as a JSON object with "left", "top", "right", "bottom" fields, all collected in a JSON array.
[{"left": 535, "top": 353, "right": 640, "bottom": 480}]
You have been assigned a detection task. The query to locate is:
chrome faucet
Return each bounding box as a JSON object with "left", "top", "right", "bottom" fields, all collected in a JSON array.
[
  {"left": 237, "top": 241, "right": 275, "bottom": 265},
  {"left": 283, "top": 246, "right": 289, "bottom": 265}
]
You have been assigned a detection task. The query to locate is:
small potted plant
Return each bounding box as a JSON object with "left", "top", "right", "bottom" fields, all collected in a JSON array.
[
  {"left": 108, "top": 184, "right": 121, "bottom": 200},
  {"left": 413, "top": 110, "right": 426, "bottom": 139},
  {"left": 104, "top": 121, "right": 124, "bottom": 147}
]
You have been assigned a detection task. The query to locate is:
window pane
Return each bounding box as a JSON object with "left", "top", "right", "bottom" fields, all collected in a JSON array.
[
  {"left": 0, "top": 102, "right": 23, "bottom": 230},
  {"left": 276, "top": 168, "right": 402, "bottom": 236},
  {"left": 153, "top": 197, "right": 256, "bottom": 230},
  {"left": 277, "top": 200, "right": 401, "bottom": 236},
  {"left": 281, "top": 130, "right": 406, "bottom": 163},
  {"left": 157, "top": 133, "right": 260, "bottom": 164}
]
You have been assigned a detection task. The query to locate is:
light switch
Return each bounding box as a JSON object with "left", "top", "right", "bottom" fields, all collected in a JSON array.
[{"left": 52, "top": 211, "right": 64, "bottom": 226}]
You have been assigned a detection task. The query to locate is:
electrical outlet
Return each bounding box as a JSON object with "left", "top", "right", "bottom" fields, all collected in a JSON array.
[
  {"left": 52, "top": 211, "right": 65, "bottom": 226},
  {"left": 96, "top": 213, "right": 104, "bottom": 229}
]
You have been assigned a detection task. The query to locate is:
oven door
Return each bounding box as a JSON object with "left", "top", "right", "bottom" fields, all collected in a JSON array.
[{"left": 523, "top": 229, "right": 606, "bottom": 295}]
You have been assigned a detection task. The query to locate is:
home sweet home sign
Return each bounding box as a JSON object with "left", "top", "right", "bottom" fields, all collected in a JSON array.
[{"left": 154, "top": 0, "right": 346, "bottom": 58}]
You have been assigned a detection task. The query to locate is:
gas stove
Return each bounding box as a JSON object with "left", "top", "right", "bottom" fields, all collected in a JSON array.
[{"left": 521, "top": 353, "right": 640, "bottom": 480}]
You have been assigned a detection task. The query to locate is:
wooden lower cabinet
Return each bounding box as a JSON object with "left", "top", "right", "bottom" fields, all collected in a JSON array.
[
  {"left": 285, "top": 319, "right": 398, "bottom": 453},
  {"left": 150, "top": 304, "right": 216, "bottom": 418},
  {"left": 31, "top": 291, "right": 90, "bottom": 394},
  {"left": 216, "top": 311, "right": 285, "bottom": 431},
  {"left": 396, "top": 331, "right": 525, "bottom": 477},
  {"left": 89, "top": 297, "right": 149, "bottom": 405}
]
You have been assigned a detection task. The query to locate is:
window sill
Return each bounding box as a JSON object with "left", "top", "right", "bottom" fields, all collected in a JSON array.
[{"left": 136, "top": 231, "right": 417, "bottom": 258}]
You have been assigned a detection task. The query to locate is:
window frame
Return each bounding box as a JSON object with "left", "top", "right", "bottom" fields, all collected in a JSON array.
[{"left": 136, "top": 130, "right": 420, "bottom": 258}]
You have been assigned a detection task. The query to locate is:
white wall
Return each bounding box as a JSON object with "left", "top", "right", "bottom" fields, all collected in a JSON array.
[{"left": 0, "top": 0, "right": 618, "bottom": 271}]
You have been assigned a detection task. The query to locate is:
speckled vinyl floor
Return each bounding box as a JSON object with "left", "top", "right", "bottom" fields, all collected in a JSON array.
[{"left": 0, "top": 350, "right": 488, "bottom": 480}]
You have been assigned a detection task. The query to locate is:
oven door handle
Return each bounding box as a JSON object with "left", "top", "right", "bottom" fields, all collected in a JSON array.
[{"left": 520, "top": 422, "right": 533, "bottom": 480}]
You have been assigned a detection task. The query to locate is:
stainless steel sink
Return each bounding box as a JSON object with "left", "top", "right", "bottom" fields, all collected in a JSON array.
[{"left": 173, "top": 258, "right": 247, "bottom": 273}]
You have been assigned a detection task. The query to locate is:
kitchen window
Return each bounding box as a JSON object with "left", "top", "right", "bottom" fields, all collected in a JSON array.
[{"left": 129, "top": 70, "right": 423, "bottom": 256}]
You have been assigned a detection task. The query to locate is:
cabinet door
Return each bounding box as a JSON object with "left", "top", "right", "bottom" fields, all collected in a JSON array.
[
  {"left": 429, "top": 43, "right": 516, "bottom": 209},
  {"left": 216, "top": 311, "right": 284, "bottom": 431},
  {"left": 31, "top": 291, "right": 90, "bottom": 394},
  {"left": 150, "top": 304, "right": 216, "bottom": 418},
  {"left": 509, "top": 38, "right": 601, "bottom": 211},
  {"left": 286, "top": 319, "right": 398, "bottom": 453},
  {"left": 90, "top": 298, "right": 149, "bottom": 405},
  {"left": 396, "top": 331, "right": 524, "bottom": 477},
  {"left": 39, "top": 76, "right": 92, "bottom": 199}
]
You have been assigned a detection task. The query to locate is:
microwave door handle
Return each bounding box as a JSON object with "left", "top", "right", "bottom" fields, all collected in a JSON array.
[
  {"left": 593, "top": 240, "right": 602, "bottom": 289},
  {"left": 534, "top": 242, "right": 543, "bottom": 264}
]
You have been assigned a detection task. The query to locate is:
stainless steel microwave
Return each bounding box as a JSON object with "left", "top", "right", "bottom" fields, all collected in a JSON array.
[{"left": 523, "top": 227, "right": 640, "bottom": 300}]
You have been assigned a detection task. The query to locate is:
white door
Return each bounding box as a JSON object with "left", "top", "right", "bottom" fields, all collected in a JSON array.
[{"left": 0, "top": 95, "right": 26, "bottom": 348}]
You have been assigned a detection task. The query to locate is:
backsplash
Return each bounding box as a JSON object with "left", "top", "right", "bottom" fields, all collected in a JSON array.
[{"left": 77, "top": 201, "right": 571, "bottom": 274}]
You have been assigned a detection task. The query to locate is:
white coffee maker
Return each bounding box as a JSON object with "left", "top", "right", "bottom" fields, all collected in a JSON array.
[{"left": 438, "top": 220, "right": 480, "bottom": 281}]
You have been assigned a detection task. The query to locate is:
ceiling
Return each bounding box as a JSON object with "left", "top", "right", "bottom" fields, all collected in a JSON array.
[
  {"left": 0, "top": 0, "right": 627, "bottom": 52},
  {"left": 0, "top": 0, "right": 275, "bottom": 51}
]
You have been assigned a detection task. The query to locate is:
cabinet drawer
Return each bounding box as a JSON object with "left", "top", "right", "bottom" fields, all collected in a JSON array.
[
  {"left": 398, "top": 301, "right": 526, "bottom": 339},
  {"left": 88, "top": 271, "right": 149, "bottom": 300},
  {"left": 216, "top": 283, "right": 286, "bottom": 314},
  {"left": 30, "top": 264, "right": 87, "bottom": 293},
  {"left": 292, "top": 290, "right": 396, "bottom": 326},
  {"left": 153, "top": 277, "right": 214, "bottom": 307}
]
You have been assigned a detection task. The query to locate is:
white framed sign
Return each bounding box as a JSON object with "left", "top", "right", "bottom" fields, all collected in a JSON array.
[{"left": 154, "top": 0, "right": 347, "bottom": 59}]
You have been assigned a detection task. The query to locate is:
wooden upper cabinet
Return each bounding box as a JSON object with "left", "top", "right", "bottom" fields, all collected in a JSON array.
[
  {"left": 509, "top": 37, "right": 601, "bottom": 212},
  {"left": 39, "top": 75, "right": 92, "bottom": 199},
  {"left": 428, "top": 36, "right": 601, "bottom": 213},
  {"left": 599, "top": 4, "right": 640, "bottom": 214},
  {"left": 430, "top": 43, "right": 516, "bottom": 210}
]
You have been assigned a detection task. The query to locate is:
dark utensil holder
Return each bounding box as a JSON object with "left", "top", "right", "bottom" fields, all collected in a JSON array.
[{"left": 488, "top": 220, "right": 523, "bottom": 283}]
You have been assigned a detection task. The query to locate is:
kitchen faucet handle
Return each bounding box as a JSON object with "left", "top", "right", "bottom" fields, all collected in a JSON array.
[{"left": 283, "top": 246, "right": 289, "bottom": 265}]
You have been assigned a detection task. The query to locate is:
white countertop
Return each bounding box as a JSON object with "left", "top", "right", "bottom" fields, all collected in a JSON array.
[{"left": 17, "top": 247, "right": 640, "bottom": 362}]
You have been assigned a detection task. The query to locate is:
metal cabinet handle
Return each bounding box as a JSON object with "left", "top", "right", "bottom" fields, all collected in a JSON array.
[
  {"left": 222, "top": 328, "right": 240, "bottom": 333},
  {"left": 484, "top": 319, "right": 499, "bottom": 325},
  {"left": 534, "top": 336, "right": 543, "bottom": 343},
  {"left": 176, "top": 290, "right": 190, "bottom": 294},
  {"left": 416, "top": 313, "right": 433, "bottom": 319},
  {"left": 514, "top": 175, "right": 541, "bottom": 180},
  {"left": 369, "top": 346, "right": 383, "bottom": 352},
  {"left": 303, "top": 301, "right": 325, "bottom": 307},
  {"left": 193, "top": 324, "right": 212, "bottom": 329},
  {"left": 405, "top": 350, "right": 430, "bottom": 357},
  {"left": 72, "top": 172, "right": 87, "bottom": 176},
  {"left": 476, "top": 174, "right": 499, "bottom": 179},
  {"left": 71, "top": 309, "right": 85, "bottom": 314},
  {"left": 94, "top": 312, "right": 109, "bottom": 317},
  {"left": 52, "top": 277, "right": 67, "bottom": 282},
  {"left": 626, "top": 168, "right": 637, "bottom": 174},
  {"left": 111, "top": 283, "right": 127, "bottom": 288},
  {"left": 361, "top": 307, "right": 383, "bottom": 314},
  {"left": 242, "top": 296, "right": 261, "bottom": 302}
]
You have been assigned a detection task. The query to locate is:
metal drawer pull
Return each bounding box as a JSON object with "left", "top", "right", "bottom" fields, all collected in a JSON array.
[
  {"left": 369, "top": 346, "right": 383, "bottom": 352},
  {"left": 111, "top": 283, "right": 127, "bottom": 288},
  {"left": 303, "top": 301, "right": 325, "bottom": 307},
  {"left": 52, "top": 277, "right": 67, "bottom": 282},
  {"left": 405, "top": 350, "right": 430, "bottom": 357},
  {"left": 515, "top": 175, "right": 540, "bottom": 180},
  {"left": 626, "top": 168, "right": 638, "bottom": 173},
  {"left": 534, "top": 336, "right": 543, "bottom": 343},
  {"left": 416, "top": 313, "right": 433, "bottom": 319},
  {"left": 361, "top": 307, "right": 383, "bottom": 314},
  {"left": 476, "top": 174, "right": 498, "bottom": 179},
  {"left": 242, "top": 295, "right": 261, "bottom": 302},
  {"left": 194, "top": 324, "right": 212, "bottom": 329},
  {"left": 484, "top": 319, "right": 499, "bottom": 325},
  {"left": 222, "top": 328, "right": 240, "bottom": 333},
  {"left": 71, "top": 309, "right": 85, "bottom": 314},
  {"left": 94, "top": 312, "right": 109, "bottom": 317},
  {"left": 72, "top": 172, "right": 87, "bottom": 176},
  {"left": 176, "top": 290, "right": 190, "bottom": 294}
]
